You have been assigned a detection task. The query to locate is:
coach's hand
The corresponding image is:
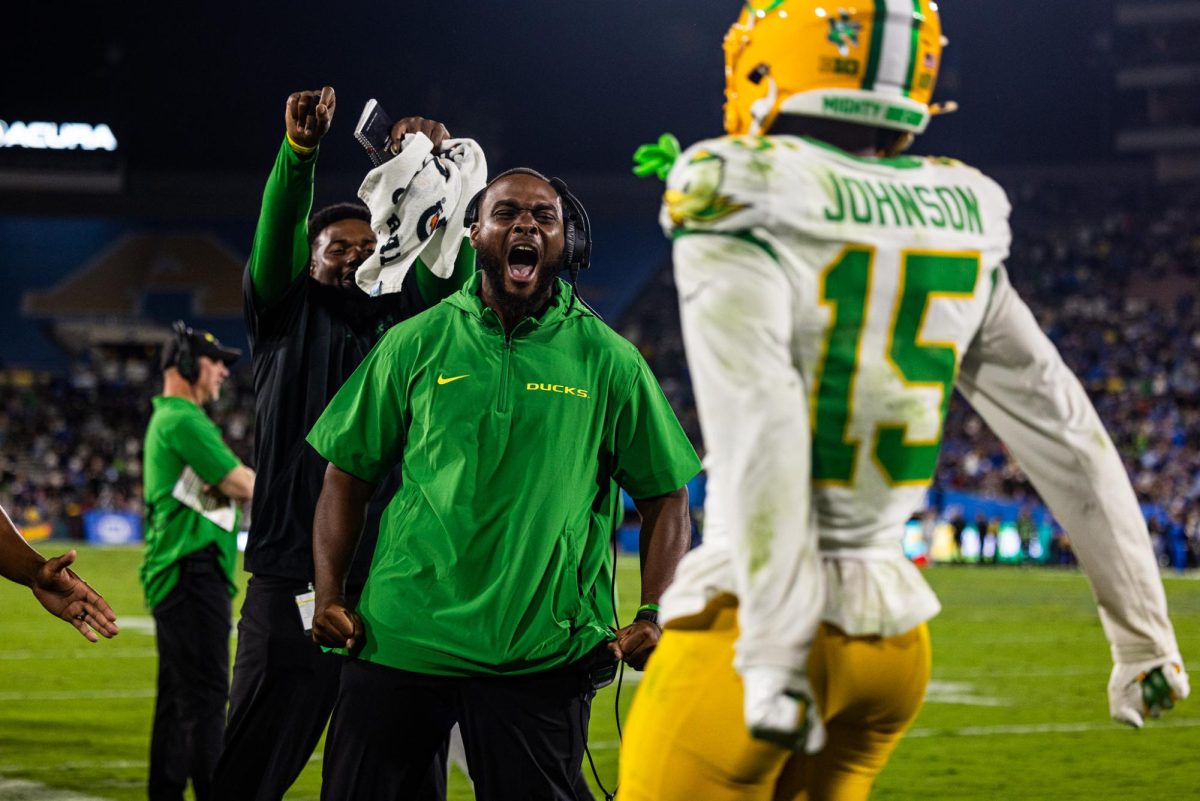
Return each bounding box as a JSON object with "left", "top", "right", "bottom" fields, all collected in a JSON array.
[
  {"left": 31, "top": 549, "right": 119, "bottom": 642},
  {"left": 313, "top": 598, "right": 364, "bottom": 651},
  {"left": 1109, "top": 654, "right": 1189, "bottom": 728},
  {"left": 286, "top": 86, "right": 336, "bottom": 152},
  {"left": 388, "top": 117, "right": 451, "bottom": 155},
  {"left": 608, "top": 619, "right": 660, "bottom": 671}
]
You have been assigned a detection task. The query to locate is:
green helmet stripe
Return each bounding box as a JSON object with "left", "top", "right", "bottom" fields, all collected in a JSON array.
[
  {"left": 744, "top": 0, "right": 787, "bottom": 12},
  {"left": 862, "top": 0, "right": 889, "bottom": 91},
  {"left": 903, "top": 0, "right": 923, "bottom": 97}
]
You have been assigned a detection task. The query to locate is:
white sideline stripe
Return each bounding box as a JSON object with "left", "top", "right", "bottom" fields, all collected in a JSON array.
[
  {"left": 0, "top": 777, "right": 113, "bottom": 800},
  {"left": 905, "top": 717, "right": 1200, "bottom": 739},
  {"left": 109, "top": 617, "right": 155, "bottom": 636},
  {"left": 0, "top": 648, "right": 157, "bottom": 661},
  {"left": 0, "top": 688, "right": 155, "bottom": 702},
  {"left": 0, "top": 762, "right": 144, "bottom": 773},
  {"left": 585, "top": 717, "right": 1200, "bottom": 751},
  {"left": 936, "top": 666, "right": 1099, "bottom": 678},
  {"left": 923, "top": 680, "right": 1008, "bottom": 707}
]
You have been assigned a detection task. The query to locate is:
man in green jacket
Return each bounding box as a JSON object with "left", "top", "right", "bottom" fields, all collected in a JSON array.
[
  {"left": 213, "top": 88, "right": 471, "bottom": 801},
  {"left": 308, "top": 168, "right": 702, "bottom": 800},
  {"left": 142, "top": 323, "right": 255, "bottom": 801}
]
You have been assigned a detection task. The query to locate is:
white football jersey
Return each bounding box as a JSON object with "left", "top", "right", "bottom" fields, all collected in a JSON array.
[
  {"left": 667, "top": 135, "right": 1009, "bottom": 552},
  {"left": 660, "top": 134, "right": 1178, "bottom": 676}
]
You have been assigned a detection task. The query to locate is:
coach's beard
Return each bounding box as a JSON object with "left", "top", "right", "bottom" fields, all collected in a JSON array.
[{"left": 477, "top": 250, "right": 559, "bottom": 323}]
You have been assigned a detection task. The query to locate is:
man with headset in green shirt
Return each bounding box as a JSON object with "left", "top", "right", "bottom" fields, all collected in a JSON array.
[
  {"left": 307, "top": 168, "right": 702, "bottom": 800},
  {"left": 142, "top": 322, "right": 255, "bottom": 801}
]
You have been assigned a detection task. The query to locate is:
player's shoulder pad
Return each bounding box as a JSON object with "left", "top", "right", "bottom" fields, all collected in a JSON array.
[{"left": 662, "top": 135, "right": 783, "bottom": 234}]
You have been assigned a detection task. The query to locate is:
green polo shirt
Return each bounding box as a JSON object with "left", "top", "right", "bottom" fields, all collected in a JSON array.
[
  {"left": 140, "top": 396, "right": 242, "bottom": 609},
  {"left": 307, "top": 273, "right": 701, "bottom": 675}
]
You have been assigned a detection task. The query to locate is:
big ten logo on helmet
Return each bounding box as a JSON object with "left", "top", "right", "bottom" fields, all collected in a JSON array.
[
  {"left": 820, "top": 56, "right": 861, "bottom": 76},
  {"left": 526, "top": 382, "right": 590, "bottom": 399}
]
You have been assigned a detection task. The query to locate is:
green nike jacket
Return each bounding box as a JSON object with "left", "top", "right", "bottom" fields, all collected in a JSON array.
[{"left": 307, "top": 272, "right": 702, "bottom": 675}]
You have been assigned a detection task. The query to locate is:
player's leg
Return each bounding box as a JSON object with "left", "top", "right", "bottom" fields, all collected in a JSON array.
[
  {"left": 456, "top": 649, "right": 603, "bottom": 801},
  {"left": 211, "top": 575, "right": 344, "bottom": 801},
  {"left": 148, "top": 585, "right": 190, "bottom": 801},
  {"left": 619, "top": 596, "right": 791, "bottom": 801},
  {"left": 148, "top": 547, "right": 231, "bottom": 801},
  {"left": 181, "top": 549, "right": 233, "bottom": 801},
  {"left": 320, "top": 659, "right": 454, "bottom": 801},
  {"left": 773, "top": 623, "right": 931, "bottom": 801}
]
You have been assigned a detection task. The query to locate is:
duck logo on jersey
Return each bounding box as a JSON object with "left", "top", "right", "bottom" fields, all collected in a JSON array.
[
  {"left": 827, "top": 11, "right": 862, "bottom": 56},
  {"left": 664, "top": 151, "right": 749, "bottom": 226}
]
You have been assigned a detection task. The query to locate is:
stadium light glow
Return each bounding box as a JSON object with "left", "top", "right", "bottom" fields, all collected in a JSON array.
[{"left": 0, "top": 120, "right": 118, "bottom": 152}]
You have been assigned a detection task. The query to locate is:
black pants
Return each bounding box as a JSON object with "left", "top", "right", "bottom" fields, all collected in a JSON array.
[
  {"left": 321, "top": 653, "right": 603, "bottom": 801},
  {"left": 210, "top": 575, "right": 446, "bottom": 801},
  {"left": 149, "top": 547, "right": 232, "bottom": 801}
]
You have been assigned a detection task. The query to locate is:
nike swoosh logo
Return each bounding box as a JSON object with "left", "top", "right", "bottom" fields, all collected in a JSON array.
[{"left": 437, "top": 374, "right": 469, "bottom": 385}]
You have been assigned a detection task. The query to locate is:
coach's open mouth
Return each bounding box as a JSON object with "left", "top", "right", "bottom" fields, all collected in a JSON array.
[{"left": 507, "top": 243, "right": 539, "bottom": 283}]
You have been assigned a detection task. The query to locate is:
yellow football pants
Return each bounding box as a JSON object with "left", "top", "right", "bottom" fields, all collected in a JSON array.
[{"left": 618, "top": 597, "right": 930, "bottom": 801}]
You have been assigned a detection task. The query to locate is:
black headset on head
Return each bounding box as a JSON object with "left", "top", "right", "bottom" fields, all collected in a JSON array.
[
  {"left": 170, "top": 320, "right": 199, "bottom": 382},
  {"left": 462, "top": 170, "right": 593, "bottom": 281}
]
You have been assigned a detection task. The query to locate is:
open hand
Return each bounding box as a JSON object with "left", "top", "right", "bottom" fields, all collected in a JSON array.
[
  {"left": 286, "top": 86, "right": 336, "bottom": 151},
  {"left": 31, "top": 549, "right": 119, "bottom": 642}
]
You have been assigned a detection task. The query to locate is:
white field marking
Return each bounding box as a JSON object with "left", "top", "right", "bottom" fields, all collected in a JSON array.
[
  {"left": 934, "top": 665, "right": 1101, "bottom": 679},
  {"left": 0, "top": 688, "right": 155, "bottom": 702},
  {"left": 905, "top": 717, "right": 1200, "bottom": 739},
  {"left": 0, "top": 648, "right": 157, "bottom": 661},
  {"left": 39, "top": 616, "right": 236, "bottom": 642},
  {"left": 108, "top": 616, "right": 156, "bottom": 636},
  {"left": 0, "top": 761, "right": 144, "bottom": 773},
  {"left": 942, "top": 631, "right": 1100, "bottom": 645},
  {"left": 0, "top": 777, "right": 114, "bottom": 800},
  {"left": 585, "top": 716, "right": 1200, "bottom": 751},
  {"left": 922, "top": 680, "right": 1009, "bottom": 707}
]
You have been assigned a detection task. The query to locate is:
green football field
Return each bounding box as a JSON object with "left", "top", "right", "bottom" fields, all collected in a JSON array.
[{"left": 0, "top": 546, "right": 1197, "bottom": 800}]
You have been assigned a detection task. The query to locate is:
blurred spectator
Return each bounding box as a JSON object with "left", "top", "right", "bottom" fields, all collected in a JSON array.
[{"left": 0, "top": 350, "right": 254, "bottom": 538}]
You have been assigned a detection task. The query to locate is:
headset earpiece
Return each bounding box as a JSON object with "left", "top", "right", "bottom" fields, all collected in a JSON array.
[
  {"left": 549, "top": 177, "right": 591, "bottom": 274},
  {"left": 171, "top": 320, "right": 199, "bottom": 382},
  {"left": 462, "top": 186, "right": 486, "bottom": 228}
]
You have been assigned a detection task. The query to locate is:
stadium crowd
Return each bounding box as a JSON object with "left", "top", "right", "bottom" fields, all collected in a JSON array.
[
  {"left": 3, "top": 180, "right": 1198, "bottom": 566},
  {"left": 0, "top": 353, "right": 255, "bottom": 538}
]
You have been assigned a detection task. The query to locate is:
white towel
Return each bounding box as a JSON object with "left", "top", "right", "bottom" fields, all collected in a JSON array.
[{"left": 355, "top": 132, "right": 487, "bottom": 296}]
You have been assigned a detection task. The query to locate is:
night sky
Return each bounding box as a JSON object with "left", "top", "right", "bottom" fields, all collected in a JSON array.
[{"left": 6, "top": 0, "right": 1119, "bottom": 185}]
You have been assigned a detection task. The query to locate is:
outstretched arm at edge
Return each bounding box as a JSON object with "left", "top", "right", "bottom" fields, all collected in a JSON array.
[
  {"left": 957, "top": 266, "right": 1187, "bottom": 726},
  {"left": 0, "top": 503, "right": 119, "bottom": 641}
]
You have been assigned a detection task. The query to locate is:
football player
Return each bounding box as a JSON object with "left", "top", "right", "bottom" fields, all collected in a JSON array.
[{"left": 619, "top": 2, "right": 1189, "bottom": 800}]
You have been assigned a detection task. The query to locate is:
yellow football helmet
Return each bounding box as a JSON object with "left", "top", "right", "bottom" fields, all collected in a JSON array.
[{"left": 724, "top": 0, "right": 946, "bottom": 137}]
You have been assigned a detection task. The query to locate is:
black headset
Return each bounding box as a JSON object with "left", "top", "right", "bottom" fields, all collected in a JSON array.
[
  {"left": 170, "top": 320, "right": 199, "bottom": 382},
  {"left": 462, "top": 173, "right": 593, "bottom": 276}
]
